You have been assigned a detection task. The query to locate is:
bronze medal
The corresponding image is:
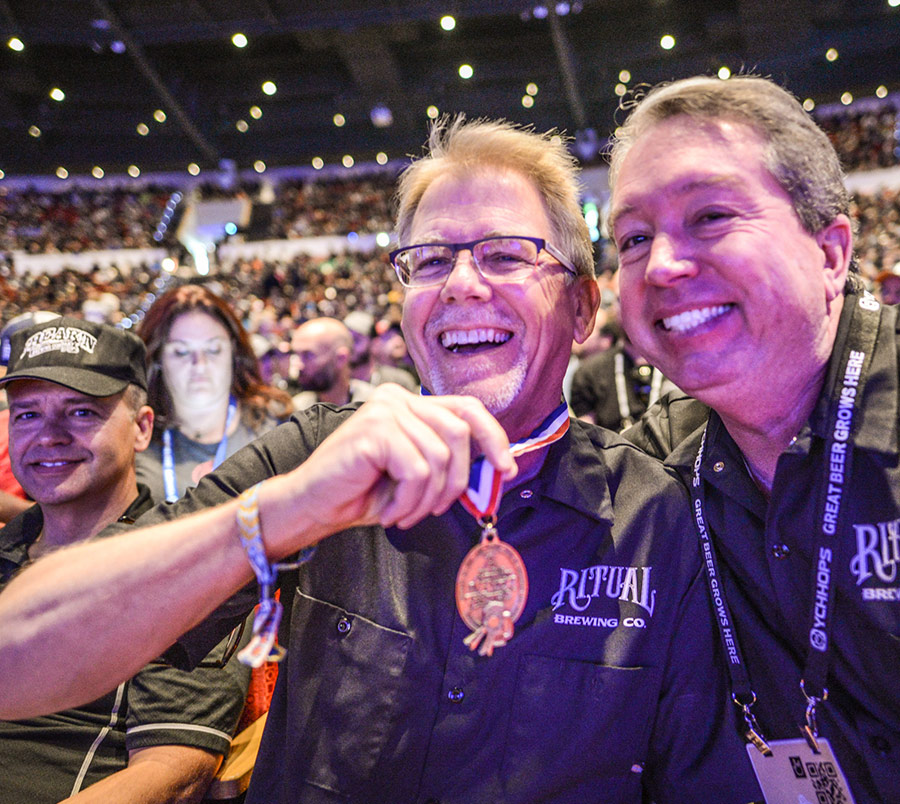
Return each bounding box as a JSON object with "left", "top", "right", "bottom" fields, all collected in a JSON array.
[{"left": 455, "top": 521, "right": 528, "bottom": 656}]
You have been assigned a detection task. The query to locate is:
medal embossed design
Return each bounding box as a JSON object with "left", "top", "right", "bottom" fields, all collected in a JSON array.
[{"left": 456, "top": 519, "right": 528, "bottom": 656}]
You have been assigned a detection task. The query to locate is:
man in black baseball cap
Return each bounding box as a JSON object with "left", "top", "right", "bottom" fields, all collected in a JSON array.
[{"left": 0, "top": 317, "right": 248, "bottom": 804}]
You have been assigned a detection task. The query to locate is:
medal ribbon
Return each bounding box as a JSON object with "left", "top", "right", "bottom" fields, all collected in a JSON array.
[{"left": 459, "top": 401, "right": 570, "bottom": 520}]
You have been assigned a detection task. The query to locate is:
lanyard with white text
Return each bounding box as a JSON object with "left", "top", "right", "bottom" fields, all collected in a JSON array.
[
  {"left": 162, "top": 396, "right": 237, "bottom": 502},
  {"left": 801, "top": 292, "right": 879, "bottom": 750},
  {"left": 455, "top": 401, "right": 570, "bottom": 657},
  {"left": 690, "top": 292, "right": 882, "bottom": 754}
]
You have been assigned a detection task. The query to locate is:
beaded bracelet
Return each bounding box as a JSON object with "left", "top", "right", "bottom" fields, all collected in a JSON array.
[{"left": 234, "top": 482, "right": 316, "bottom": 667}]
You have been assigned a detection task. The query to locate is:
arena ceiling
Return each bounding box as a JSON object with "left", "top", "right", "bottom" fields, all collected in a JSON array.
[{"left": 1, "top": 0, "right": 899, "bottom": 177}]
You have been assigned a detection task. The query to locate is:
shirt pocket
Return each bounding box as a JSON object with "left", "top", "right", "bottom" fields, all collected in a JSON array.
[
  {"left": 502, "top": 654, "right": 661, "bottom": 804},
  {"left": 285, "top": 590, "right": 413, "bottom": 798}
]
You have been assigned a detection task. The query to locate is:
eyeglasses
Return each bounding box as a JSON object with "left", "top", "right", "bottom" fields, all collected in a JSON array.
[{"left": 389, "top": 235, "right": 577, "bottom": 288}]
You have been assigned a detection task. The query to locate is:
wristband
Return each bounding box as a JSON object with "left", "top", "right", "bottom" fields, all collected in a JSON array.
[{"left": 234, "top": 482, "right": 316, "bottom": 667}]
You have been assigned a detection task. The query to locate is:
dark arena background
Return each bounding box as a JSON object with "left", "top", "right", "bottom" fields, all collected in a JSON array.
[{"left": 0, "top": 0, "right": 899, "bottom": 353}]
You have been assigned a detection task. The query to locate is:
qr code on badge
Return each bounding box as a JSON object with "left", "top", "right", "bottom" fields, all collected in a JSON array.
[{"left": 806, "top": 760, "right": 848, "bottom": 804}]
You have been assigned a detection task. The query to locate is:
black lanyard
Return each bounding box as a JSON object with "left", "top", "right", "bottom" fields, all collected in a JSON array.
[{"left": 689, "top": 293, "right": 882, "bottom": 754}]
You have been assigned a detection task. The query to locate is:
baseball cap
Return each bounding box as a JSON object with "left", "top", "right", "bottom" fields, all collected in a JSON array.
[{"left": 0, "top": 316, "right": 148, "bottom": 396}]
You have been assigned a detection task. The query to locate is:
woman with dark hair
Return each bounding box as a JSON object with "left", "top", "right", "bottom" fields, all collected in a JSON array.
[{"left": 136, "top": 284, "right": 292, "bottom": 503}]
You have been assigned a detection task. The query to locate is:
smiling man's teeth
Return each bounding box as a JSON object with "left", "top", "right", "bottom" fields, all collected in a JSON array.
[
  {"left": 662, "top": 304, "right": 732, "bottom": 333},
  {"left": 38, "top": 460, "right": 71, "bottom": 467},
  {"left": 440, "top": 328, "right": 511, "bottom": 350}
]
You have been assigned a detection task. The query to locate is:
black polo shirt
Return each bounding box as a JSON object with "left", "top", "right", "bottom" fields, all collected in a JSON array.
[
  {"left": 0, "top": 486, "right": 249, "bottom": 804},
  {"left": 146, "top": 404, "right": 762, "bottom": 803},
  {"left": 624, "top": 293, "right": 900, "bottom": 804}
]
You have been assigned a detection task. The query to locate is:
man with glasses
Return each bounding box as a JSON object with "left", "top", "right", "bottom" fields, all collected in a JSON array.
[
  {"left": 0, "top": 120, "right": 760, "bottom": 802},
  {"left": 0, "top": 317, "right": 248, "bottom": 804}
]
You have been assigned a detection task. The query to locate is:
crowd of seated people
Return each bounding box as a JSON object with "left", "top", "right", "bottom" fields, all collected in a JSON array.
[
  {"left": 817, "top": 104, "right": 899, "bottom": 172},
  {"left": 0, "top": 186, "right": 181, "bottom": 253}
]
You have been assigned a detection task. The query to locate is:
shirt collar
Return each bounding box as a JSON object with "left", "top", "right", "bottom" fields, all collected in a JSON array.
[{"left": 497, "top": 418, "right": 614, "bottom": 526}]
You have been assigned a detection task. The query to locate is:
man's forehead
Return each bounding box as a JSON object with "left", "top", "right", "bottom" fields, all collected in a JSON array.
[
  {"left": 410, "top": 165, "right": 549, "bottom": 240},
  {"left": 610, "top": 117, "right": 768, "bottom": 221},
  {"left": 7, "top": 379, "right": 115, "bottom": 404}
]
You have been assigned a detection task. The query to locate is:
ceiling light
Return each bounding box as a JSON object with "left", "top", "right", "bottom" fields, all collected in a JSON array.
[
  {"left": 312, "top": 157, "right": 324, "bottom": 170},
  {"left": 253, "top": 160, "right": 266, "bottom": 173},
  {"left": 522, "top": 95, "right": 534, "bottom": 108},
  {"left": 876, "top": 85, "right": 889, "bottom": 98},
  {"left": 188, "top": 163, "right": 200, "bottom": 175},
  {"left": 236, "top": 119, "right": 249, "bottom": 132},
  {"left": 718, "top": 66, "right": 731, "bottom": 80},
  {"left": 826, "top": 48, "right": 839, "bottom": 62},
  {"left": 458, "top": 64, "right": 474, "bottom": 79},
  {"left": 154, "top": 109, "right": 166, "bottom": 123},
  {"left": 7, "top": 37, "right": 23, "bottom": 52},
  {"left": 128, "top": 165, "right": 140, "bottom": 177},
  {"left": 440, "top": 15, "right": 456, "bottom": 31},
  {"left": 370, "top": 105, "right": 393, "bottom": 128},
  {"left": 526, "top": 82, "right": 539, "bottom": 96},
  {"left": 614, "top": 83, "right": 627, "bottom": 96},
  {"left": 137, "top": 123, "right": 149, "bottom": 136},
  {"left": 803, "top": 98, "right": 815, "bottom": 111},
  {"left": 660, "top": 34, "right": 675, "bottom": 50},
  {"left": 232, "top": 33, "right": 248, "bottom": 48},
  {"left": 376, "top": 152, "right": 388, "bottom": 165},
  {"left": 342, "top": 155, "right": 355, "bottom": 168},
  {"left": 333, "top": 113, "right": 346, "bottom": 127},
  {"left": 426, "top": 105, "right": 439, "bottom": 119},
  {"left": 56, "top": 167, "right": 68, "bottom": 179},
  {"left": 841, "top": 91, "right": 853, "bottom": 105},
  {"left": 619, "top": 70, "right": 631, "bottom": 83},
  {"left": 28, "top": 125, "right": 41, "bottom": 138},
  {"left": 49, "top": 87, "right": 65, "bottom": 102},
  {"left": 249, "top": 106, "right": 262, "bottom": 119},
  {"left": 92, "top": 166, "right": 104, "bottom": 179},
  {"left": 262, "top": 81, "right": 277, "bottom": 96}
]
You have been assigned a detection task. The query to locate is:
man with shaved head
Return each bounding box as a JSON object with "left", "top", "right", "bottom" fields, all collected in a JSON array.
[{"left": 290, "top": 317, "right": 374, "bottom": 410}]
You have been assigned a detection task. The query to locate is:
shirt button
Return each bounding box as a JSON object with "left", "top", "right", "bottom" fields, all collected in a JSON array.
[
  {"left": 771, "top": 543, "right": 791, "bottom": 559},
  {"left": 336, "top": 616, "right": 352, "bottom": 635},
  {"left": 713, "top": 461, "right": 725, "bottom": 472},
  {"left": 447, "top": 686, "right": 465, "bottom": 703},
  {"left": 870, "top": 735, "right": 891, "bottom": 754},
  {"left": 519, "top": 489, "right": 533, "bottom": 499}
]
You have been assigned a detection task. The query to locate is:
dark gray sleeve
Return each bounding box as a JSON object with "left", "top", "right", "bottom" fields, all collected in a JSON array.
[{"left": 125, "top": 406, "right": 360, "bottom": 669}]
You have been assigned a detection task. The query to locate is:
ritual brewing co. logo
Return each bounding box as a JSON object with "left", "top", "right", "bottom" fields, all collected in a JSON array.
[{"left": 551, "top": 564, "right": 657, "bottom": 630}]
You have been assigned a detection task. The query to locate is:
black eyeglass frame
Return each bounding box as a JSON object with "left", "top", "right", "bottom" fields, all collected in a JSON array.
[{"left": 389, "top": 235, "right": 578, "bottom": 288}]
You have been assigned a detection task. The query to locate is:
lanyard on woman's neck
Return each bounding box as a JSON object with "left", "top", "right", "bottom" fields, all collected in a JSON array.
[{"left": 162, "top": 396, "right": 237, "bottom": 502}]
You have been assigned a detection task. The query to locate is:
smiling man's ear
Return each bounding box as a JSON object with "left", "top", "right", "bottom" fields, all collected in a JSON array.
[
  {"left": 571, "top": 277, "right": 601, "bottom": 344},
  {"left": 816, "top": 213, "right": 853, "bottom": 302}
]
